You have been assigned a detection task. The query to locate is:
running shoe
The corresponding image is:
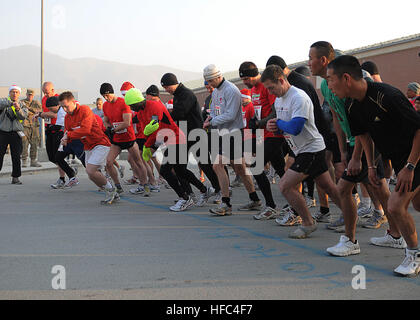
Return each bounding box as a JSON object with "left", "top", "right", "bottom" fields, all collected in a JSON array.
[
  {"left": 231, "top": 176, "right": 243, "bottom": 188},
  {"left": 213, "top": 192, "right": 222, "bottom": 204},
  {"left": 209, "top": 203, "right": 232, "bottom": 216},
  {"left": 170, "top": 196, "right": 194, "bottom": 212},
  {"left": 362, "top": 210, "right": 387, "bottom": 229},
  {"left": 305, "top": 196, "right": 316, "bottom": 209},
  {"left": 118, "top": 165, "right": 125, "bottom": 179},
  {"left": 327, "top": 235, "right": 361, "bottom": 256},
  {"left": 253, "top": 206, "right": 279, "bottom": 220},
  {"left": 238, "top": 200, "right": 262, "bottom": 211},
  {"left": 394, "top": 249, "right": 420, "bottom": 277},
  {"left": 357, "top": 203, "right": 373, "bottom": 218},
  {"left": 116, "top": 185, "right": 124, "bottom": 194},
  {"left": 312, "top": 210, "right": 331, "bottom": 223},
  {"left": 289, "top": 222, "right": 318, "bottom": 239},
  {"left": 150, "top": 184, "right": 160, "bottom": 193},
  {"left": 101, "top": 187, "right": 118, "bottom": 205},
  {"left": 326, "top": 214, "right": 345, "bottom": 230},
  {"left": 196, "top": 187, "right": 216, "bottom": 207},
  {"left": 130, "top": 185, "right": 149, "bottom": 196},
  {"left": 11, "top": 177, "right": 22, "bottom": 185},
  {"left": 51, "top": 179, "right": 65, "bottom": 189},
  {"left": 275, "top": 210, "right": 302, "bottom": 226},
  {"left": 370, "top": 231, "right": 407, "bottom": 249},
  {"left": 64, "top": 177, "right": 80, "bottom": 188}
]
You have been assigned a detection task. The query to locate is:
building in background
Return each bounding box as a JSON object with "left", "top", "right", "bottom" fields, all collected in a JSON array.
[{"left": 0, "top": 87, "right": 78, "bottom": 101}]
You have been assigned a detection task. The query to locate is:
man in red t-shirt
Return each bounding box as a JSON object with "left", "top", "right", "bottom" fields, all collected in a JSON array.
[
  {"left": 58, "top": 91, "right": 118, "bottom": 204},
  {"left": 239, "top": 61, "right": 289, "bottom": 220},
  {"left": 100, "top": 83, "right": 148, "bottom": 195}
]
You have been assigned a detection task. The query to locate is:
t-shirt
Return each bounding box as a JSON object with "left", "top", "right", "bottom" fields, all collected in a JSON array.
[
  {"left": 103, "top": 97, "right": 136, "bottom": 143},
  {"left": 321, "top": 79, "right": 355, "bottom": 146},
  {"left": 274, "top": 86, "right": 325, "bottom": 155},
  {"left": 65, "top": 104, "right": 111, "bottom": 150},
  {"left": 347, "top": 81, "right": 420, "bottom": 161},
  {"left": 42, "top": 94, "right": 59, "bottom": 125},
  {"left": 55, "top": 107, "right": 67, "bottom": 126},
  {"left": 92, "top": 108, "right": 104, "bottom": 119},
  {"left": 251, "top": 81, "right": 278, "bottom": 139}
]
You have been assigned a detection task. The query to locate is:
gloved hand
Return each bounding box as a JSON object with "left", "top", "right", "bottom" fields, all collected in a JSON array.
[
  {"left": 142, "top": 145, "right": 153, "bottom": 162},
  {"left": 105, "top": 127, "right": 114, "bottom": 140},
  {"left": 143, "top": 119, "right": 160, "bottom": 136}
]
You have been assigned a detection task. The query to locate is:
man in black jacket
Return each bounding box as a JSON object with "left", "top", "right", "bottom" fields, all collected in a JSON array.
[{"left": 161, "top": 73, "right": 220, "bottom": 206}]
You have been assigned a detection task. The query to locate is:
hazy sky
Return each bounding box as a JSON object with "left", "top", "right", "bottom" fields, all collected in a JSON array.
[{"left": 1, "top": 0, "right": 418, "bottom": 72}]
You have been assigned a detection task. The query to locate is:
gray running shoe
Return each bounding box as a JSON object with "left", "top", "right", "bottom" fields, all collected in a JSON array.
[
  {"left": 209, "top": 203, "right": 233, "bottom": 216},
  {"left": 51, "top": 178, "right": 65, "bottom": 189},
  {"left": 326, "top": 214, "right": 345, "bottom": 230},
  {"left": 312, "top": 210, "right": 331, "bottom": 223},
  {"left": 362, "top": 210, "right": 387, "bottom": 229},
  {"left": 289, "top": 222, "right": 318, "bottom": 239},
  {"left": 238, "top": 200, "right": 262, "bottom": 211}
]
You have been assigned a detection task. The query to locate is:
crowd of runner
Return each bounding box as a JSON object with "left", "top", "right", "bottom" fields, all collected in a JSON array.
[{"left": 0, "top": 41, "right": 419, "bottom": 277}]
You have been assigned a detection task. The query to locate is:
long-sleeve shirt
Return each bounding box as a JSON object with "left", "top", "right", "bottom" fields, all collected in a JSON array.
[{"left": 0, "top": 98, "right": 28, "bottom": 132}]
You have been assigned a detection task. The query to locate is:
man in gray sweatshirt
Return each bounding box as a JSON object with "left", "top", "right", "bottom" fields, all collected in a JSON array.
[
  {"left": 0, "top": 85, "right": 28, "bottom": 184},
  {"left": 203, "top": 64, "right": 260, "bottom": 216}
]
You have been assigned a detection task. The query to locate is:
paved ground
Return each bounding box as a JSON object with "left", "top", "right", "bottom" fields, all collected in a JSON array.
[{"left": 0, "top": 164, "right": 419, "bottom": 300}]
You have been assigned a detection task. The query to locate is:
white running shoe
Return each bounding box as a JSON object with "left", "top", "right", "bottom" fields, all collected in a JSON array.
[
  {"left": 130, "top": 185, "right": 145, "bottom": 195},
  {"left": 209, "top": 202, "right": 232, "bottom": 216},
  {"left": 64, "top": 177, "right": 80, "bottom": 188},
  {"left": 51, "top": 178, "right": 65, "bottom": 189},
  {"left": 312, "top": 210, "right": 331, "bottom": 223},
  {"left": 170, "top": 197, "right": 194, "bottom": 212},
  {"left": 275, "top": 210, "right": 302, "bottom": 226},
  {"left": 394, "top": 249, "right": 420, "bottom": 277},
  {"left": 150, "top": 184, "right": 160, "bottom": 193},
  {"left": 118, "top": 165, "right": 125, "bottom": 179},
  {"left": 101, "top": 187, "right": 118, "bottom": 205},
  {"left": 305, "top": 196, "right": 316, "bottom": 208},
  {"left": 196, "top": 187, "right": 216, "bottom": 207},
  {"left": 253, "top": 206, "right": 279, "bottom": 220},
  {"left": 327, "top": 235, "right": 361, "bottom": 257},
  {"left": 370, "top": 231, "right": 407, "bottom": 249},
  {"left": 238, "top": 200, "right": 262, "bottom": 211},
  {"left": 357, "top": 203, "right": 373, "bottom": 218}
]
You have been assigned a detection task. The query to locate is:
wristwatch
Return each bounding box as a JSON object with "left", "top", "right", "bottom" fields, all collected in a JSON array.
[{"left": 405, "top": 163, "right": 416, "bottom": 171}]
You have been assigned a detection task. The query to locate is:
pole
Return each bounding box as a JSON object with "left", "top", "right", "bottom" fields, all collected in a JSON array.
[{"left": 40, "top": 0, "right": 45, "bottom": 148}]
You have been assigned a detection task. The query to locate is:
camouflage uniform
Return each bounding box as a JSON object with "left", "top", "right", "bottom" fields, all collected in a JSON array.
[{"left": 21, "top": 91, "right": 42, "bottom": 164}]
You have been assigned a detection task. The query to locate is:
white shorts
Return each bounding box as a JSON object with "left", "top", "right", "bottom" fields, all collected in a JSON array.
[{"left": 85, "top": 145, "right": 110, "bottom": 168}]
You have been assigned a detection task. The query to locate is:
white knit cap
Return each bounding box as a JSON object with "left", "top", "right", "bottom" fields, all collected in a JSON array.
[
  {"left": 9, "top": 85, "right": 21, "bottom": 93},
  {"left": 203, "top": 64, "right": 222, "bottom": 81}
]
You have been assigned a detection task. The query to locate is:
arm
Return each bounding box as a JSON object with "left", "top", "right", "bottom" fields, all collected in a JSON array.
[
  {"left": 103, "top": 115, "right": 111, "bottom": 128},
  {"left": 67, "top": 110, "right": 94, "bottom": 140},
  {"left": 330, "top": 107, "right": 348, "bottom": 165},
  {"left": 112, "top": 113, "right": 132, "bottom": 132},
  {"left": 14, "top": 102, "right": 28, "bottom": 120},
  {"left": 358, "top": 133, "right": 380, "bottom": 186},
  {"left": 275, "top": 117, "right": 306, "bottom": 135},
  {"left": 39, "top": 111, "right": 58, "bottom": 119},
  {"left": 210, "top": 90, "right": 241, "bottom": 126},
  {"left": 258, "top": 104, "right": 276, "bottom": 128}
]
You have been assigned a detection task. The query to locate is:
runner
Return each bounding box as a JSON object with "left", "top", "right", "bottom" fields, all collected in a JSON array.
[
  {"left": 326, "top": 55, "right": 420, "bottom": 276},
  {"left": 124, "top": 88, "right": 193, "bottom": 212},
  {"left": 262, "top": 65, "right": 342, "bottom": 239},
  {"left": 161, "top": 73, "right": 218, "bottom": 206},
  {"left": 239, "top": 61, "right": 285, "bottom": 219},
  {"left": 58, "top": 92, "right": 116, "bottom": 204},
  {"left": 100, "top": 83, "right": 149, "bottom": 196},
  {"left": 203, "top": 64, "right": 261, "bottom": 216}
]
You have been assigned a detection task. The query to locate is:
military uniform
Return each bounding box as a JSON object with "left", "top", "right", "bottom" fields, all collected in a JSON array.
[{"left": 21, "top": 89, "right": 42, "bottom": 167}]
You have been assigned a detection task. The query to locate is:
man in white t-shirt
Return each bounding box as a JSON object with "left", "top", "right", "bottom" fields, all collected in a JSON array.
[{"left": 262, "top": 65, "right": 342, "bottom": 239}]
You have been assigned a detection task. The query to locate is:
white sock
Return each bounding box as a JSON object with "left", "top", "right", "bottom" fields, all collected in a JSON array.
[
  {"left": 103, "top": 181, "right": 113, "bottom": 190},
  {"left": 361, "top": 197, "right": 371, "bottom": 208},
  {"left": 386, "top": 178, "right": 390, "bottom": 186}
]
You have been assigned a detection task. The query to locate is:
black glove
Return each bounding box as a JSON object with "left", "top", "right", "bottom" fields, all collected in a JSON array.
[
  {"left": 105, "top": 127, "right": 114, "bottom": 141},
  {"left": 248, "top": 117, "right": 260, "bottom": 133}
]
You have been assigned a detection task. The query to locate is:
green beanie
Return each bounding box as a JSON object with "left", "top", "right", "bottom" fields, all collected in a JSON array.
[{"left": 124, "top": 88, "right": 144, "bottom": 105}]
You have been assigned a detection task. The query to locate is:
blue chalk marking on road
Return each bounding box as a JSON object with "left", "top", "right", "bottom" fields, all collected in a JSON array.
[
  {"left": 233, "top": 242, "right": 289, "bottom": 259},
  {"left": 93, "top": 192, "right": 420, "bottom": 287},
  {"left": 194, "top": 227, "right": 241, "bottom": 239},
  {"left": 281, "top": 262, "right": 315, "bottom": 273}
]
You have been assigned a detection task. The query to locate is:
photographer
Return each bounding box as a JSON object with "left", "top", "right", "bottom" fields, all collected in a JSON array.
[{"left": 0, "top": 85, "right": 28, "bottom": 184}]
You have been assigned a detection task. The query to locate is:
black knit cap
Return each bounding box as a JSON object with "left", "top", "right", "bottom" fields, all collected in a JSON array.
[
  {"left": 100, "top": 83, "right": 114, "bottom": 95},
  {"left": 361, "top": 61, "right": 379, "bottom": 76},
  {"left": 146, "top": 85, "right": 160, "bottom": 97},
  {"left": 295, "top": 66, "right": 311, "bottom": 77},
  {"left": 266, "top": 55, "right": 287, "bottom": 69},
  {"left": 46, "top": 96, "right": 60, "bottom": 108},
  {"left": 160, "top": 73, "right": 178, "bottom": 87}
]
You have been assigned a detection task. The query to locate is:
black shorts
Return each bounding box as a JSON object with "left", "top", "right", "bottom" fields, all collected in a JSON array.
[
  {"left": 341, "top": 144, "right": 385, "bottom": 184},
  {"left": 391, "top": 157, "right": 420, "bottom": 192},
  {"left": 112, "top": 140, "right": 135, "bottom": 150},
  {"left": 290, "top": 149, "right": 328, "bottom": 179},
  {"left": 218, "top": 130, "right": 244, "bottom": 161},
  {"left": 324, "top": 133, "right": 341, "bottom": 164},
  {"left": 136, "top": 138, "right": 146, "bottom": 151}
]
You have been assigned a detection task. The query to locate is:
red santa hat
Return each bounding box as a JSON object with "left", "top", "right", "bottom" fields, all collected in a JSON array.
[
  {"left": 166, "top": 99, "right": 173, "bottom": 110},
  {"left": 240, "top": 88, "right": 251, "bottom": 100},
  {"left": 120, "top": 82, "right": 135, "bottom": 96},
  {"left": 9, "top": 85, "right": 21, "bottom": 93}
]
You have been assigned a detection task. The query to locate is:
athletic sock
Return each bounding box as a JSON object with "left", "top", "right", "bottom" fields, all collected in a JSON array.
[
  {"left": 60, "top": 177, "right": 65, "bottom": 182},
  {"left": 320, "top": 206, "right": 330, "bottom": 215},
  {"left": 115, "top": 183, "right": 122, "bottom": 189},
  {"left": 386, "top": 178, "right": 390, "bottom": 186},
  {"left": 249, "top": 191, "right": 259, "bottom": 202},
  {"left": 103, "top": 181, "right": 113, "bottom": 191},
  {"left": 222, "top": 197, "right": 232, "bottom": 207}
]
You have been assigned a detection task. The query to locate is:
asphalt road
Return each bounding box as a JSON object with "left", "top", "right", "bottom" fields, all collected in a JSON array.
[{"left": 0, "top": 168, "right": 419, "bottom": 300}]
